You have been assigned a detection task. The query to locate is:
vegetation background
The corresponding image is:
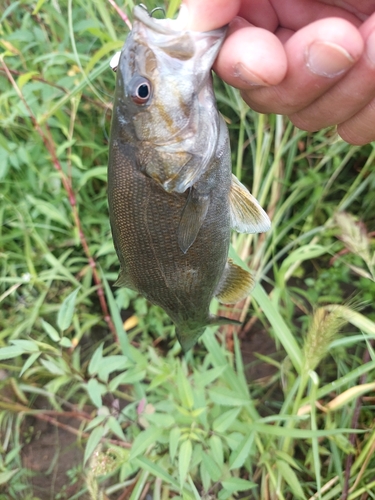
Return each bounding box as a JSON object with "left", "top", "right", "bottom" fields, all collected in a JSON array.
[{"left": 1, "top": 0, "right": 375, "bottom": 499}]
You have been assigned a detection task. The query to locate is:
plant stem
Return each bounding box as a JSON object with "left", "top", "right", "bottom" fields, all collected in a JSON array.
[{"left": 1, "top": 58, "right": 117, "bottom": 341}]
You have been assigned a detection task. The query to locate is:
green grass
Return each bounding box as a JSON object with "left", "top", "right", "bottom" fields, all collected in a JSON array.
[{"left": 1, "top": 1, "right": 375, "bottom": 499}]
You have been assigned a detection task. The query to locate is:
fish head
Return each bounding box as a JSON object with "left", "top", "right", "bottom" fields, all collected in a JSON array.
[{"left": 112, "top": 6, "right": 227, "bottom": 191}]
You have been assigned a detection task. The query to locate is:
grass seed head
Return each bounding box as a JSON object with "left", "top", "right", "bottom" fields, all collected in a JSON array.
[{"left": 303, "top": 307, "right": 347, "bottom": 373}]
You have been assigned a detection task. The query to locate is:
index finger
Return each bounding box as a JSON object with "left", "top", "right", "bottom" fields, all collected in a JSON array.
[{"left": 178, "top": 0, "right": 241, "bottom": 31}]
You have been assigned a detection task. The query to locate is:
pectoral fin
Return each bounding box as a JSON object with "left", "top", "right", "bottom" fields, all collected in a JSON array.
[
  {"left": 178, "top": 189, "right": 210, "bottom": 254},
  {"left": 230, "top": 174, "right": 271, "bottom": 234},
  {"left": 215, "top": 258, "right": 254, "bottom": 304}
]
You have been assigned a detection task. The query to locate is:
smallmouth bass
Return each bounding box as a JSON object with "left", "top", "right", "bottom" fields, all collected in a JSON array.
[{"left": 108, "top": 6, "right": 270, "bottom": 351}]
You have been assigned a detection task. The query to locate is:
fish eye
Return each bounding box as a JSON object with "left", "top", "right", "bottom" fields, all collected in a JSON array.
[{"left": 129, "top": 76, "right": 152, "bottom": 105}]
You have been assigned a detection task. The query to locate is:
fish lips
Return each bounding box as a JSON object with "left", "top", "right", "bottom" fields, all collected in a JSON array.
[{"left": 132, "top": 5, "right": 227, "bottom": 68}]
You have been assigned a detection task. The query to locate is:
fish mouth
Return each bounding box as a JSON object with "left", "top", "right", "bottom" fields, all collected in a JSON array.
[
  {"left": 133, "top": 5, "right": 226, "bottom": 37},
  {"left": 132, "top": 5, "right": 227, "bottom": 68},
  {"left": 133, "top": 5, "right": 178, "bottom": 34}
]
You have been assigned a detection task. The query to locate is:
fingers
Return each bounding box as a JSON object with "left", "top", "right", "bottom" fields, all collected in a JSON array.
[
  {"left": 238, "top": 0, "right": 363, "bottom": 30},
  {"left": 334, "top": 15, "right": 375, "bottom": 145},
  {"left": 179, "top": 0, "right": 241, "bottom": 31},
  {"left": 240, "top": 18, "right": 364, "bottom": 115},
  {"left": 213, "top": 17, "right": 287, "bottom": 88},
  {"left": 289, "top": 17, "right": 375, "bottom": 138}
]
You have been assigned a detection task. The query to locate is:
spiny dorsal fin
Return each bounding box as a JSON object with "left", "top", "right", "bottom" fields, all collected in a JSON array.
[
  {"left": 230, "top": 174, "right": 271, "bottom": 234},
  {"left": 215, "top": 258, "right": 255, "bottom": 304},
  {"left": 177, "top": 189, "right": 210, "bottom": 254}
]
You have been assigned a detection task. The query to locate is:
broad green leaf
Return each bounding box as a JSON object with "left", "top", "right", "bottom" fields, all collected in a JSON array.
[
  {"left": 209, "top": 435, "right": 224, "bottom": 469},
  {"left": 1, "top": 1, "right": 20, "bottom": 22},
  {"left": 129, "top": 426, "right": 164, "bottom": 460},
  {"left": 41, "top": 320, "right": 60, "bottom": 342},
  {"left": 88, "top": 343, "right": 104, "bottom": 376},
  {"left": 28, "top": 197, "right": 71, "bottom": 228},
  {"left": 134, "top": 456, "right": 180, "bottom": 489},
  {"left": 84, "top": 415, "right": 107, "bottom": 432},
  {"left": 84, "top": 426, "right": 105, "bottom": 464},
  {"left": 194, "top": 366, "right": 226, "bottom": 388},
  {"left": 57, "top": 287, "right": 80, "bottom": 331},
  {"left": 169, "top": 427, "right": 181, "bottom": 462},
  {"left": 40, "top": 359, "right": 66, "bottom": 375},
  {"left": 107, "top": 416, "right": 126, "bottom": 441},
  {"left": 86, "top": 378, "right": 105, "bottom": 408},
  {"left": 221, "top": 477, "right": 257, "bottom": 493},
  {"left": 0, "top": 469, "right": 19, "bottom": 485},
  {"left": 78, "top": 165, "right": 107, "bottom": 188},
  {"left": 201, "top": 452, "right": 221, "bottom": 482},
  {"left": 179, "top": 439, "right": 192, "bottom": 488},
  {"left": 97, "top": 355, "right": 128, "bottom": 383},
  {"left": 200, "top": 460, "right": 211, "bottom": 492},
  {"left": 276, "top": 460, "right": 306, "bottom": 499},
  {"left": 109, "top": 369, "right": 146, "bottom": 391},
  {"left": 145, "top": 412, "right": 175, "bottom": 428},
  {"left": 59, "top": 337, "right": 73, "bottom": 348},
  {"left": 209, "top": 387, "right": 249, "bottom": 406},
  {"left": 229, "top": 431, "right": 254, "bottom": 470},
  {"left": 20, "top": 352, "right": 41, "bottom": 376},
  {"left": 213, "top": 408, "right": 241, "bottom": 433},
  {"left": 0, "top": 346, "right": 28, "bottom": 360},
  {"left": 10, "top": 339, "right": 39, "bottom": 352}
]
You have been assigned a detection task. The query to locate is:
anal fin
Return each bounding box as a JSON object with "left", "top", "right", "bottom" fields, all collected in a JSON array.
[
  {"left": 230, "top": 174, "right": 271, "bottom": 234},
  {"left": 215, "top": 258, "right": 255, "bottom": 304},
  {"left": 178, "top": 188, "right": 210, "bottom": 254}
]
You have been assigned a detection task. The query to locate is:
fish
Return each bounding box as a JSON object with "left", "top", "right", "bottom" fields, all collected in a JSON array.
[{"left": 107, "top": 5, "right": 270, "bottom": 351}]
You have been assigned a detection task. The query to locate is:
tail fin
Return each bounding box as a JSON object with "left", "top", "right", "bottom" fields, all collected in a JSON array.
[
  {"left": 176, "top": 316, "right": 241, "bottom": 352},
  {"left": 176, "top": 327, "right": 206, "bottom": 353}
]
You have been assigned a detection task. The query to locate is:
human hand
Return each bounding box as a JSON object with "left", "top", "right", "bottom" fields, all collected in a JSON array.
[{"left": 179, "top": 0, "right": 375, "bottom": 145}]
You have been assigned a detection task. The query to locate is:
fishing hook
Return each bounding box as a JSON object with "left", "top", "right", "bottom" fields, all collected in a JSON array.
[{"left": 139, "top": 4, "right": 166, "bottom": 18}]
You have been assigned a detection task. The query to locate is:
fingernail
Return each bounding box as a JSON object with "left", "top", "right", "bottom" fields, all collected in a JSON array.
[
  {"left": 366, "top": 30, "right": 375, "bottom": 65},
  {"left": 233, "top": 63, "right": 269, "bottom": 86},
  {"left": 306, "top": 41, "right": 354, "bottom": 77}
]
